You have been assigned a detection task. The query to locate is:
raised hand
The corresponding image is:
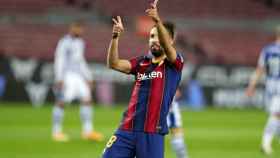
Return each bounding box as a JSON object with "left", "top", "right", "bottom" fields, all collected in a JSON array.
[
  {"left": 112, "top": 16, "right": 124, "bottom": 38},
  {"left": 153, "top": 0, "right": 159, "bottom": 7},
  {"left": 146, "top": 0, "right": 161, "bottom": 23}
]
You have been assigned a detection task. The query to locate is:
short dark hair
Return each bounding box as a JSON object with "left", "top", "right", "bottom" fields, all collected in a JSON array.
[{"left": 163, "top": 21, "right": 176, "bottom": 39}]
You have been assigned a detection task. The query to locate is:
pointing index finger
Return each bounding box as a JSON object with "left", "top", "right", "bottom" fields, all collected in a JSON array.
[
  {"left": 153, "top": 0, "right": 159, "bottom": 7},
  {"left": 117, "top": 16, "right": 122, "bottom": 24}
]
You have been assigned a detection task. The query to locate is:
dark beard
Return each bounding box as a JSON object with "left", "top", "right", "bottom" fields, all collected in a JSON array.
[
  {"left": 150, "top": 44, "right": 164, "bottom": 57},
  {"left": 73, "top": 34, "right": 80, "bottom": 38},
  {"left": 151, "top": 50, "right": 163, "bottom": 57}
]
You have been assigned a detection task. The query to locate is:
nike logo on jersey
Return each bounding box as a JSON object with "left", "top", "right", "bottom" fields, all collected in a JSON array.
[{"left": 137, "top": 71, "right": 163, "bottom": 81}]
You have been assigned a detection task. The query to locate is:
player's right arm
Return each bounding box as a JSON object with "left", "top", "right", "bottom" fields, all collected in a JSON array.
[
  {"left": 107, "top": 16, "right": 132, "bottom": 74},
  {"left": 54, "top": 39, "right": 66, "bottom": 89},
  {"left": 246, "top": 66, "right": 265, "bottom": 96},
  {"left": 246, "top": 51, "right": 266, "bottom": 97}
]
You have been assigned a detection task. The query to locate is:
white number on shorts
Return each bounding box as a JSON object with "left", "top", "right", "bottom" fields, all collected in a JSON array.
[{"left": 106, "top": 135, "right": 117, "bottom": 148}]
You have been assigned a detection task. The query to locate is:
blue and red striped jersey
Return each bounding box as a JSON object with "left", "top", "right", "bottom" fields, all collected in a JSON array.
[{"left": 119, "top": 53, "right": 184, "bottom": 135}]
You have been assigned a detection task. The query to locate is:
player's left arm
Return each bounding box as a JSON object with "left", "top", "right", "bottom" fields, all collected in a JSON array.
[
  {"left": 246, "top": 66, "right": 265, "bottom": 97},
  {"left": 54, "top": 39, "right": 66, "bottom": 90},
  {"left": 79, "top": 42, "right": 94, "bottom": 88},
  {"left": 80, "top": 58, "right": 94, "bottom": 88},
  {"left": 146, "top": 3, "right": 177, "bottom": 62},
  {"left": 246, "top": 50, "right": 266, "bottom": 97}
]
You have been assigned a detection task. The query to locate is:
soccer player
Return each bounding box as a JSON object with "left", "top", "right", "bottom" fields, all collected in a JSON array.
[
  {"left": 102, "top": 2, "right": 184, "bottom": 158},
  {"left": 167, "top": 89, "right": 189, "bottom": 158},
  {"left": 52, "top": 22, "right": 103, "bottom": 142},
  {"left": 246, "top": 26, "right": 280, "bottom": 155}
]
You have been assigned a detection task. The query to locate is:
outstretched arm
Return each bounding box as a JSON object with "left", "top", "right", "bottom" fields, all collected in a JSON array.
[
  {"left": 246, "top": 66, "right": 265, "bottom": 97},
  {"left": 146, "top": 2, "right": 177, "bottom": 62},
  {"left": 54, "top": 39, "right": 66, "bottom": 89},
  {"left": 107, "top": 16, "right": 132, "bottom": 74},
  {"left": 246, "top": 50, "right": 266, "bottom": 97}
]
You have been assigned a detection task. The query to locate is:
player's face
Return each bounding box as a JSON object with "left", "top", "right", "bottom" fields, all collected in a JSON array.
[
  {"left": 149, "top": 27, "right": 164, "bottom": 57},
  {"left": 70, "top": 25, "right": 84, "bottom": 37}
]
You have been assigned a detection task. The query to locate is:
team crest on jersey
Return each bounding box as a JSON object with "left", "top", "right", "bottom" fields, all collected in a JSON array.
[{"left": 137, "top": 71, "right": 163, "bottom": 81}]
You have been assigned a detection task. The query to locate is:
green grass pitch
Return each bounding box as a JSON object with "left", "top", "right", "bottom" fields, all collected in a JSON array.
[{"left": 0, "top": 102, "right": 279, "bottom": 158}]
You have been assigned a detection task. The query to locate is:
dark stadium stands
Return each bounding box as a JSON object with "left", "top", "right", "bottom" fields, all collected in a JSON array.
[
  {"left": 187, "top": 29, "right": 273, "bottom": 65},
  {"left": 0, "top": 24, "right": 146, "bottom": 61},
  {"left": 0, "top": 24, "right": 65, "bottom": 59},
  {"left": 0, "top": 24, "right": 273, "bottom": 65},
  {"left": 0, "top": 0, "right": 65, "bottom": 13},
  {"left": 95, "top": 0, "right": 280, "bottom": 19},
  {"left": 0, "top": 0, "right": 277, "bottom": 65},
  {"left": 1, "top": 0, "right": 279, "bottom": 19}
]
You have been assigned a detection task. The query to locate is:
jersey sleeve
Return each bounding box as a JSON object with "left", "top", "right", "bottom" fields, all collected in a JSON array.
[
  {"left": 171, "top": 53, "right": 184, "bottom": 71},
  {"left": 80, "top": 56, "right": 93, "bottom": 81},
  {"left": 79, "top": 42, "right": 93, "bottom": 81},
  {"left": 54, "top": 39, "right": 66, "bottom": 82},
  {"left": 258, "top": 49, "right": 266, "bottom": 68},
  {"left": 129, "top": 56, "right": 144, "bottom": 75}
]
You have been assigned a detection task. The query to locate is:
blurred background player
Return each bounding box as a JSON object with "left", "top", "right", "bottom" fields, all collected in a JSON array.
[
  {"left": 52, "top": 21, "right": 103, "bottom": 142},
  {"left": 167, "top": 89, "right": 189, "bottom": 158},
  {"left": 102, "top": 2, "right": 184, "bottom": 158},
  {"left": 246, "top": 26, "right": 280, "bottom": 155}
]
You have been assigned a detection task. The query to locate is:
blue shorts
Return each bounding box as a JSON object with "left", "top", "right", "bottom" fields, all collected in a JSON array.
[{"left": 102, "top": 129, "right": 164, "bottom": 158}]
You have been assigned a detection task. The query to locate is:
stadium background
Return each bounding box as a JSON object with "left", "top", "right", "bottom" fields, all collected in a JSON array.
[{"left": 0, "top": 0, "right": 280, "bottom": 157}]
